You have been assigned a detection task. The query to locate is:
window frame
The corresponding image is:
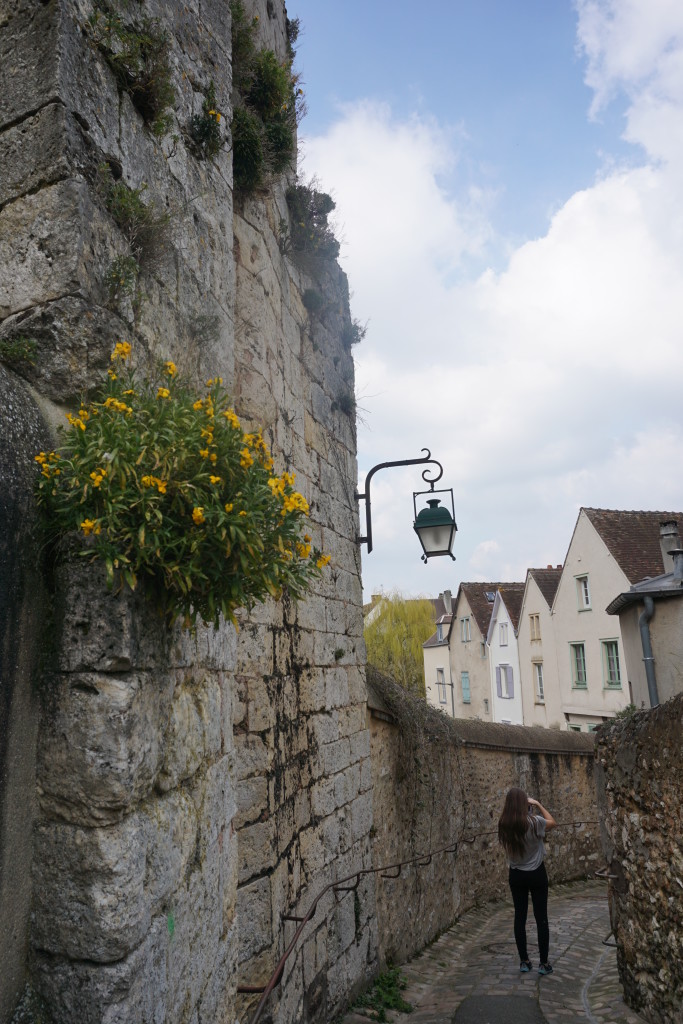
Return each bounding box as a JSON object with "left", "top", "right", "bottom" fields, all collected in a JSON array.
[
  {"left": 568, "top": 724, "right": 582, "bottom": 732},
  {"left": 533, "top": 660, "right": 545, "bottom": 702},
  {"left": 460, "top": 616, "right": 471, "bottom": 642},
  {"left": 570, "top": 642, "right": 588, "bottom": 689},
  {"left": 436, "top": 667, "right": 447, "bottom": 704},
  {"left": 461, "top": 670, "right": 471, "bottom": 704},
  {"left": 575, "top": 574, "right": 592, "bottom": 611},
  {"left": 601, "top": 639, "right": 622, "bottom": 689},
  {"left": 529, "top": 613, "right": 541, "bottom": 641},
  {"left": 499, "top": 622, "right": 508, "bottom": 646}
]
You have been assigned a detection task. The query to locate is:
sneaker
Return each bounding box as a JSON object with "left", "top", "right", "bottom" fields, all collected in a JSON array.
[
  {"left": 520, "top": 961, "right": 532, "bottom": 973},
  {"left": 538, "top": 962, "right": 554, "bottom": 975}
]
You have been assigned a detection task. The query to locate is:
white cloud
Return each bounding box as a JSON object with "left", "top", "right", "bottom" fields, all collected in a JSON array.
[{"left": 302, "top": 13, "right": 683, "bottom": 596}]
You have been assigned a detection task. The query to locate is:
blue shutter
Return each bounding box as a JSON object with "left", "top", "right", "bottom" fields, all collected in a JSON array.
[
  {"left": 495, "top": 666, "right": 502, "bottom": 697},
  {"left": 507, "top": 666, "right": 514, "bottom": 699}
]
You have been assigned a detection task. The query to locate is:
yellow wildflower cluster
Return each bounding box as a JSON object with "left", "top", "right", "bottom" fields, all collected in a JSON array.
[
  {"left": 224, "top": 502, "right": 233, "bottom": 513},
  {"left": 103, "top": 396, "right": 132, "bottom": 414},
  {"left": 141, "top": 475, "right": 167, "bottom": 494},
  {"left": 111, "top": 341, "right": 132, "bottom": 362},
  {"left": 90, "top": 467, "right": 108, "bottom": 488},
  {"left": 156, "top": 387, "right": 171, "bottom": 400},
  {"left": 207, "top": 110, "right": 221, "bottom": 123},
  {"left": 283, "top": 491, "right": 309, "bottom": 515},
  {"left": 192, "top": 507, "right": 205, "bottom": 525},
  {"left": 35, "top": 451, "right": 61, "bottom": 478},
  {"left": 222, "top": 408, "right": 240, "bottom": 430},
  {"left": 209, "top": 475, "right": 221, "bottom": 485},
  {"left": 240, "top": 448, "right": 254, "bottom": 469},
  {"left": 267, "top": 471, "right": 296, "bottom": 498},
  {"left": 316, "top": 553, "right": 331, "bottom": 570},
  {"left": 66, "top": 412, "right": 86, "bottom": 431},
  {"left": 206, "top": 377, "right": 223, "bottom": 387},
  {"left": 81, "top": 518, "right": 102, "bottom": 536},
  {"left": 164, "top": 361, "right": 177, "bottom": 377},
  {"left": 296, "top": 539, "right": 311, "bottom": 559}
]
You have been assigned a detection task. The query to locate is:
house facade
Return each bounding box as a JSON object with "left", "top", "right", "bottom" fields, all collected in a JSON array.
[
  {"left": 517, "top": 568, "right": 563, "bottom": 729},
  {"left": 423, "top": 600, "right": 454, "bottom": 714},
  {"left": 487, "top": 584, "right": 525, "bottom": 724}
]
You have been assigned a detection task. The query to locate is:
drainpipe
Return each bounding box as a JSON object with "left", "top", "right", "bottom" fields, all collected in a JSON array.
[{"left": 638, "top": 595, "right": 659, "bottom": 708}]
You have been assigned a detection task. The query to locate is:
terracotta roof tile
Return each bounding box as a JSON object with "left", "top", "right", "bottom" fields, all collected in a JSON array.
[
  {"left": 528, "top": 567, "right": 563, "bottom": 608},
  {"left": 583, "top": 508, "right": 683, "bottom": 584},
  {"left": 497, "top": 583, "right": 526, "bottom": 630},
  {"left": 458, "top": 582, "right": 524, "bottom": 638}
]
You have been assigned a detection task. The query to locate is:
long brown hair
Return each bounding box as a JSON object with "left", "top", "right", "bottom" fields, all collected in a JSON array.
[{"left": 498, "top": 787, "right": 533, "bottom": 859}]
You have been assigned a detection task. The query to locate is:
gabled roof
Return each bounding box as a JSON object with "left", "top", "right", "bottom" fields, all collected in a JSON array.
[
  {"left": 496, "top": 583, "right": 525, "bottom": 630},
  {"left": 454, "top": 582, "right": 524, "bottom": 639},
  {"left": 527, "top": 567, "right": 563, "bottom": 608},
  {"left": 583, "top": 508, "right": 683, "bottom": 584},
  {"left": 423, "top": 614, "right": 452, "bottom": 648}
]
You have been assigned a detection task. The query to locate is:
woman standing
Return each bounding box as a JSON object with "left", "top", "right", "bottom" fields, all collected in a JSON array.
[{"left": 498, "top": 787, "right": 556, "bottom": 975}]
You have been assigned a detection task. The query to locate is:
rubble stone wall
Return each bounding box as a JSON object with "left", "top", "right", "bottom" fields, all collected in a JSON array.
[
  {"left": 595, "top": 696, "right": 683, "bottom": 1024},
  {"left": 367, "top": 671, "right": 602, "bottom": 966}
]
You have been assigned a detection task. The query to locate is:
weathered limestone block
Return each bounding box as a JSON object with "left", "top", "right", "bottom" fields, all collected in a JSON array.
[
  {"left": 236, "top": 875, "right": 273, "bottom": 963},
  {"left": 234, "top": 732, "right": 270, "bottom": 780},
  {"left": 0, "top": 180, "right": 111, "bottom": 319},
  {"left": 32, "top": 915, "right": 169, "bottom": 1024},
  {"left": 237, "top": 818, "right": 277, "bottom": 884},
  {"left": 142, "top": 788, "right": 198, "bottom": 913},
  {"left": 0, "top": 297, "right": 130, "bottom": 404},
  {"left": 156, "top": 672, "right": 222, "bottom": 792},
  {"left": 0, "top": 0, "right": 59, "bottom": 129},
  {"left": 195, "top": 757, "right": 236, "bottom": 857},
  {"left": 32, "top": 815, "right": 149, "bottom": 962},
  {"left": 168, "top": 618, "right": 237, "bottom": 673},
  {"left": 234, "top": 774, "right": 269, "bottom": 830},
  {"left": 37, "top": 670, "right": 174, "bottom": 825},
  {"left": 0, "top": 103, "right": 72, "bottom": 209}
]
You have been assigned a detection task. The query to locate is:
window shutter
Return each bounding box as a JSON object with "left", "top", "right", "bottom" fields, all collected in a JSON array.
[
  {"left": 507, "top": 666, "right": 514, "bottom": 699},
  {"left": 495, "top": 666, "right": 502, "bottom": 697}
]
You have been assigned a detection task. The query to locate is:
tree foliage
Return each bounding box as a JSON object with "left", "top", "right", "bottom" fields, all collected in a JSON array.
[{"left": 364, "top": 592, "right": 436, "bottom": 697}]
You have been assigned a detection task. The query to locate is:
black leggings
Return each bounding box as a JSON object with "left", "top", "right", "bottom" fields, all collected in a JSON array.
[{"left": 509, "top": 862, "right": 549, "bottom": 964}]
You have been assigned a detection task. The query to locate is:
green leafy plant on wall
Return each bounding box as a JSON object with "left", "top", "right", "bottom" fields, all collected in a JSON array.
[
  {"left": 352, "top": 966, "right": 413, "bottom": 1022},
  {"left": 0, "top": 334, "right": 38, "bottom": 369},
  {"left": 189, "top": 80, "right": 224, "bottom": 159},
  {"left": 229, "top": 0, "right": 304, "bottom": 194},
  {"left": 35, "top": 343, "right": 331, "bottom": 628},
  {"left": 281, "top": 182, "right": 340, "bottom": 261},
  {"left": 89, "top": 2, "right": 175, "bottom": 136},
  {"left": 98, "top": 164, "right": 170, "bottom": 264}
]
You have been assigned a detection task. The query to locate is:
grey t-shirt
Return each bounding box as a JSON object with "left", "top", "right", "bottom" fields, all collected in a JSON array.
[{"left": 508, "top": 814, "right": 547, "bottom": 871}]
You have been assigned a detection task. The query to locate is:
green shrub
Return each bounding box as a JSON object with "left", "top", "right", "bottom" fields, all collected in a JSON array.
[
  {"left": 189, "top": 81, "right": 224, "bottom": 160},
  {"left": 106, "top": 254, "right": 140, "bottom": 300},
  {"left": 232, "top": 106, "right": 266, "bottom": 193},
  {"left": 229, "top": 0, "right": 301, "bottom": 195},
  {"left": 302, "top": 289, "right": 324, "bottom": 314},
  {"left": 341, "top": 317, "right": 367, "bottom": 347},
  {"left": 0, "top": 334, "right": 37, "bottom": 369},
  {"left": 283, "top": 183, "right": 340, "bottom": 260},
  {"left": 98, "top": 164, "right": 169, "bottom": 264},
  {"left": 35, "top": 343, "right": 330, "bottom": 627},
  {"left": 353, "top": 967, "right": 413, "bottom": 1022},
  {"left": 90, "top": 4, "right": 175, "bottom": 136}
]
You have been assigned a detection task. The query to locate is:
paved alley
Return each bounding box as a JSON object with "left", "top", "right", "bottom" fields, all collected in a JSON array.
[{"left": 342, "top": 880, "right": 647, "bottom": 1024}]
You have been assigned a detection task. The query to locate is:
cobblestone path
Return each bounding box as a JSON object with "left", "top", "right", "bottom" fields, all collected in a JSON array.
[{"left": 342, "top": 881, "right": 647, "bottom": 1024}]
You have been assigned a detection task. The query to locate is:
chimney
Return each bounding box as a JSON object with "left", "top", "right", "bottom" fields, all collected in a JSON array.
[
  {"left": 441, "top": 589, "right": 452, "bottom": 613},
  {"left": 673, "top": 550, "right": 683, "bottom": 582},
  {"left": 659, "top": 521, "right": 681, "bottom": 573}
]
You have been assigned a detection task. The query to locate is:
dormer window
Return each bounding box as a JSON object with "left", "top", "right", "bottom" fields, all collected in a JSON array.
[{"left": 485, "top": 591, "right": 496, "bottom": 602}]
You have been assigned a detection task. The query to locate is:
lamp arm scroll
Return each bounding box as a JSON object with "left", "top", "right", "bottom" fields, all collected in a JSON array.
[{"left": 355, "top": 449, "right": 444, "bottom": 553}]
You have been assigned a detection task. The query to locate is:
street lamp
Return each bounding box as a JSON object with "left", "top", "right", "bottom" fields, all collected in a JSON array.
[{"left": 355, "top": 448, "right": 457, "bottom": 561}]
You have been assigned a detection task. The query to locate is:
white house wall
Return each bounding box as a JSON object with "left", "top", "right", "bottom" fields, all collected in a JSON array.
[
  {"left": 488, "top": 595, "right": 523, "bottom": 725},
  {"left": 424, "top": 641, "right": 453, "bottom": 716},
  {"left": 518, "top": 576, "right": 563, "bottom": 729},
  {"left": 552, "top": 511, "right": 632, "bottom": 728}
]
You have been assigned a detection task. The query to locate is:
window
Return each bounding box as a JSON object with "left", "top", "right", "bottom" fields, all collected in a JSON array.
[
  {"left": 461, "top": 671, "right": 471, "bottom": 704},
  {"left": 436, "top": 623, "right": 443, "bottom": 642},
  {"left": 460, "top": 616, "right": 471, "bottom": 642},
  {"left": 587, "top": 724, "right": 600, "bottom": 732},
  {"left": 568, "top": 724, "right": 582, "bottom": 732},
  {"left": 533, "top": 662, "right": 544, "bottom": 702},
  {"left": 499, "top": 622, "right": 508, "bottom": 646},
  {"left": 529, "top": 614, "right": 541, "bottom": 640},
  {"left": 602, "top": 640, "right": 622, "bottom": 688},
  {"left": 570, "top": 643, "right": 587, "bottom": 688},
  {"left": 436, "top": 667, "right": 447, "bottom": 703},
  {"left": 496, "top": 664, "right": 514, "bottom": 699},
  {"left": 485, "top": 590, "right": 496, "bottom": 602},
  {"left": 576, "top": 575, "right": 591, "bottom": 610}
]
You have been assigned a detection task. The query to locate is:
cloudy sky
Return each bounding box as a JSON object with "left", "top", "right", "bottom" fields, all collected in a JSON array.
[{"left": 290, "top": 0, "right": 683, "bottom": 598}]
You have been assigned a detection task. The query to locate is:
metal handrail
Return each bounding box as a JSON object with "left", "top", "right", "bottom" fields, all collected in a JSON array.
[{"left": 239, "top": 819, "right": 600, "bottom": 1023}]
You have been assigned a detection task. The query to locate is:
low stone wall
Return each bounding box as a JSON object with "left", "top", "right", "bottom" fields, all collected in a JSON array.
[
  {"left": 595, "top": 695, "right": 683, "bottom": 1024},
  {"left": 367, "top": 669, "right": 601, "bottom": 966}
]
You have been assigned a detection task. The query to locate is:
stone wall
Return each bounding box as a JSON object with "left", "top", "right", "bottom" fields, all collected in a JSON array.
[
  {"left": 595, "top": 696, "right": 683, "bottom": 1024},
  {"left": 1, "top": 1, "right": 375, "bottom": 1022},
  {"left": 367, "top": 670, "right": 601, "bottom": 966}
]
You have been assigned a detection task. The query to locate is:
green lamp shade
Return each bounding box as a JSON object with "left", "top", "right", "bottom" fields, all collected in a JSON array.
[{"left": 413, "top": 498, "right": 456, "bottom": 558}]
